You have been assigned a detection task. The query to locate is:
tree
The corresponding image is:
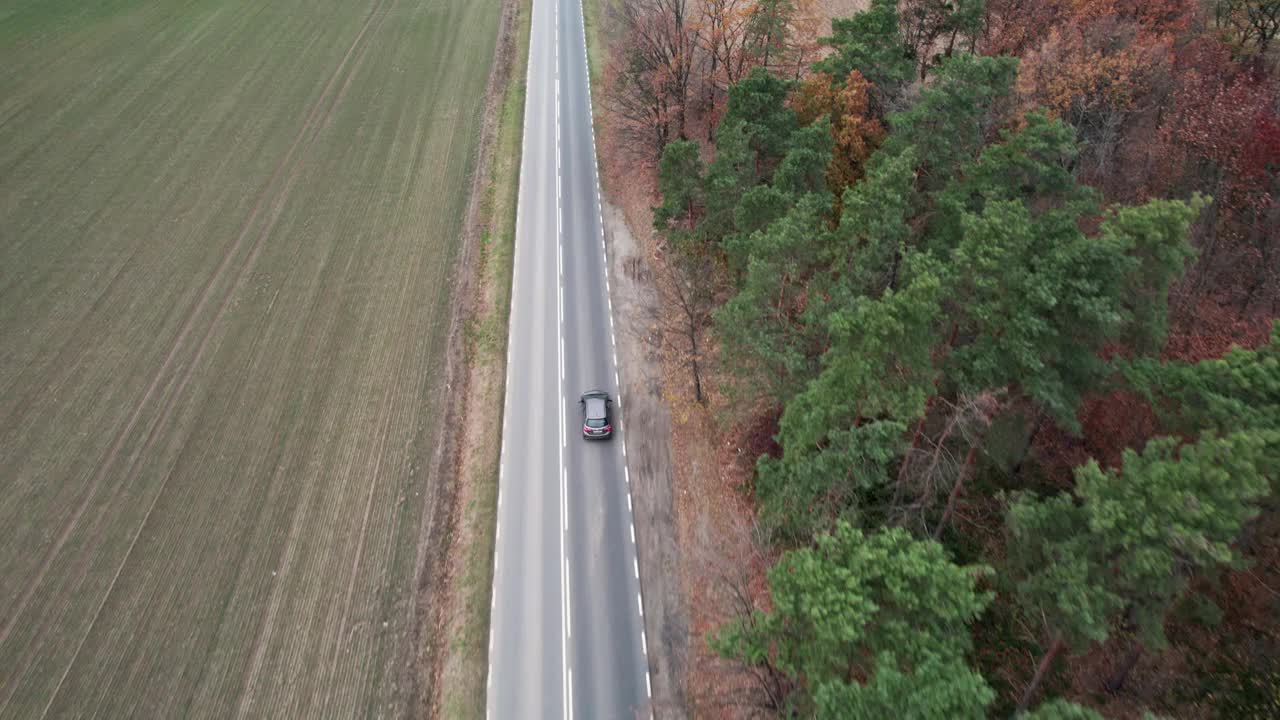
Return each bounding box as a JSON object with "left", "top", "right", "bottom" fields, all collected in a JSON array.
[
  {"left": 814, "top": 0, "right": 914, "bottom": 112},
  {"left": 755, "top": 258, "right": 941, "bottom": 540},
  {"left": 744, "top": 0, "right": 796, "bottom": 72},
  {"left": 944, "top": 195, "right": 1200, "bottom": 428},
  {"left": 1123, "top": 321, "right": 1280, "bottom": 483},
  {"left": 719, "top": 66, "right": 798, "bottom": 175},
  {"left": 1013, "top": 8, "right": 1175, "bottom": 185},
  {"left": 696, "top": 0, "right": 756, "bottom": 137},
  {"left": 899, "top": 0, "right": 988, "bottom": 80},
  {"left": 654, "top": 138, "right": 705, "bottom": 236},
  {"left": 646, "top": 244, "right": 719, "bottom": 404},
  {"left": 1006, "top": 429, "right": 1277, "bottom": 711},
  {"left": 713, "top": 523, "right": 993, "bottom": 715},
  {"left": 879, "top": 53, "right": 1019, "bottom": 195},
  {"left": 1212, "top": 1, "right": 1280, "bottom": 57},
  {"left": 813, "top": 651, "right": 994, "bottom": 719},
  {"left": 606, "top": 0, "right": 699, "bottom": 157},
  {"left": 792, "top": 70, "right": 887, "bottom": 200},
  {"left": 716, "top": 194, "right": 833, "bottom": 400}
]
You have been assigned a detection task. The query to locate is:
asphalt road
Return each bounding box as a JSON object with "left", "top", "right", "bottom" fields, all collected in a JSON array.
[{"left": 487, "top": 0, "right": 651, "bottom": 716}]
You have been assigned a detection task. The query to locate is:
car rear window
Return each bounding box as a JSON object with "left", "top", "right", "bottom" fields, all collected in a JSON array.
[{"left": 586, "top": 417, "right": 607, "bottom": 428}]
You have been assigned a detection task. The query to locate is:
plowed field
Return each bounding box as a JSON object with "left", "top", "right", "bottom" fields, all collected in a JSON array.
[{"left": 0, "top": 0, "right": 499, "bottom": 715}]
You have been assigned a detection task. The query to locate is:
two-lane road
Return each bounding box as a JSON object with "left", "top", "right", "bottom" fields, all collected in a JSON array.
[{"left": 487, "top": 0, "right": 651, "bottom": 715}]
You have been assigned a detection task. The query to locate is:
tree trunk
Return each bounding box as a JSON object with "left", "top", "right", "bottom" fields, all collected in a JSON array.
[
  {"left": 1008, "top": 412, "right": 1044, "bottom": 483},
  {"left": 894, "top": 397, "right": 934, "bottom": 498},
  {"left": 1104, "top": 641, "right": 1144, "bottom": 694},
  {"left": 1016, "top": 633, "right": 1065, "bottom": 715},
  {"left": 934, "top": 442, "right": 978, "bottom": 540}
]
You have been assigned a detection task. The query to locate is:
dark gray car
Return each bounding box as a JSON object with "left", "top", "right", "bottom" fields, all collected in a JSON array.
[{"left": 579, "top": 390, "right": 613, "bottom": 439}]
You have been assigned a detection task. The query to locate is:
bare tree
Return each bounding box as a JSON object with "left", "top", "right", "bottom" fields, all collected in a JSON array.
[
  {"left": 1214, "top": 0, "right": 1280, "bottom": 56},
  {"left": 607, "top": 0, "right": 700, "bottom": 159},
  {"left": 640, "top": 246, "right": 719, "bottom": 404},
  {"left": 694, "top": 0, "right": 756, "bottom": 139},
  {"left": 891, "top": 391, "right": 1003, "bottom": 539},
  {"left": 693, "top": 508, "right": 790, "bottom": 714}
]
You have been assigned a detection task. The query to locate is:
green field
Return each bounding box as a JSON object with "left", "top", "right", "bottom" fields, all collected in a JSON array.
[{"left": 0, "top": 0, "right": 500, "bottom": 716}]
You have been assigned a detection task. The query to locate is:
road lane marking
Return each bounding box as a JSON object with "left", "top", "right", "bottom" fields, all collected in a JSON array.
[
  {"left": 630, "top": 523, "right": 635, "bottom": 544},
  {"left": 634, "top": 558, "right": 639, "bottom": 578},
  {"left": 641, "top": 629, "right": 647, "bottom": 655},
  {"left": 555, "top": 12, "right": 570, "bottom": 720},
  {"left": 637, "top": 592, "right": 643, "bottom": 616}
]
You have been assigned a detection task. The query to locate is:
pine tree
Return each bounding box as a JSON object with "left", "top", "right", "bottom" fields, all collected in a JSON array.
[
  {"left": 713, "top": 523, "right": 993, "bottom": 715},
  {"left": 815, "top": 0, "right": 913, "bottom": 108},
  {"left": 813, "top": 651, "right": 994, "bottom": 719},
  {"left": 1007, "top": 429, "right": 1277, "bottom": 710}
]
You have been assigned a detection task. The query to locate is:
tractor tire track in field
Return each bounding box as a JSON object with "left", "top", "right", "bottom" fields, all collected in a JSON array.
[{"left": 0, "top": 0, "right": 395, "bottom": 696}]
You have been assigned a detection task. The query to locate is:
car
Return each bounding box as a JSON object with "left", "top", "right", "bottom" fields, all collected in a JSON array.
[{"left": 580, "top": 390, "right": 613, "bottom": 439}]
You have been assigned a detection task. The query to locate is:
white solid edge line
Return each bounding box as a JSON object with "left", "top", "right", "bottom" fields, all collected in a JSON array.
[{"left": 555, "top": 15, "right": 571, "bottom": 720}]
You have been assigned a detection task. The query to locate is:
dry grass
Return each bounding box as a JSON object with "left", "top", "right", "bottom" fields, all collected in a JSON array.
[{"left": 0, "top": 0, "right": 501, "bottom": 716}]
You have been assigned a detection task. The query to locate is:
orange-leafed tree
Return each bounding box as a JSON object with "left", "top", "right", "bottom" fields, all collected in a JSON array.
[
  {"left": 1015, "top": 9, "right": 1177, "bottom": 187},
  {"left": 791, "top": 70, "right": 886, "bottom": 201}
]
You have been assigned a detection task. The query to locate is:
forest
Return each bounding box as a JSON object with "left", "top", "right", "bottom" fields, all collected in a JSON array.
[{"left": 601, "top": 0, "right": 1279, "bottom": 717}]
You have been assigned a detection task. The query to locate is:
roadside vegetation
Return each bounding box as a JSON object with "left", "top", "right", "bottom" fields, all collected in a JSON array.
[{"left": 596, "top": 0, "right": 1280, "bottom": 716}]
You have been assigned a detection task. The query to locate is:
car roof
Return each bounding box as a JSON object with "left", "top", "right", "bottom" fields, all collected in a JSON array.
[{"left": 584, "top": 396, "right": 608, "bottom": 417}]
